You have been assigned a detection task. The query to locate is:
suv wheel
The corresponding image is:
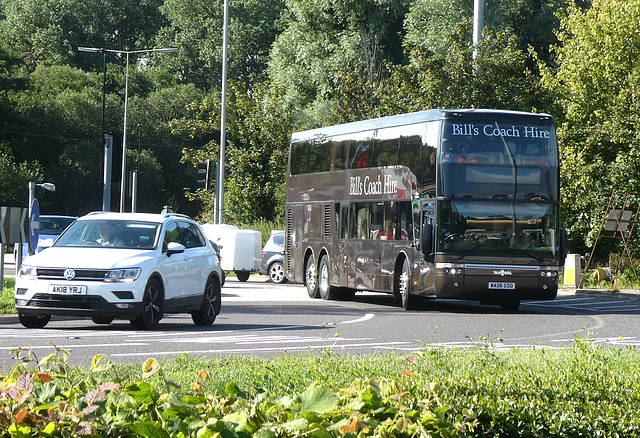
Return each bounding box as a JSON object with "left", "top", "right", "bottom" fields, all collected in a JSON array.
[
  {"left": 192, "top": 277, "right": 221, "bottom": 325},
  {"left": 91, "top": 316, "right": 114, "bottom": 325},
  {"left": 19, "top": 313, "right": 51, "bottom": 329},
  {"left": 131, "top": 278, "right": 164, "bottom": 329},
  {"left": 269, "top": 261, "right": 286, "bottom": 283}
]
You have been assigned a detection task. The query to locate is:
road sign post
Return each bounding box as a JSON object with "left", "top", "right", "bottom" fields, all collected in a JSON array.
[{"left": 29, "top": 198, "right": 40, "bottom": 255}]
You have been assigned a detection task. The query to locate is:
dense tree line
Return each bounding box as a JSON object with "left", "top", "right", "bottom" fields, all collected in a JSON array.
[{"left": 2, "top": 0, "right": 639, "bottom": 257}]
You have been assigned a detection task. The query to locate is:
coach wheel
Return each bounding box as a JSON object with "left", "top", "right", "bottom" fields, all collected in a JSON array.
[
  {"left": 305, "top": 256, "right": 319, "bottom": 298},
  {"left": 318, "top": 256, "right": 339, "bottom": 300},
  {"left": 500, "top": 299, "right": 521, "bottom": 312},
  {"left": 394, "top": 258, "right": 417, "bottom": 310}
]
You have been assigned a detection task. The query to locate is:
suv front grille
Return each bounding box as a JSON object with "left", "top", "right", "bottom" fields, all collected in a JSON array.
[
  {"left": 36, "top": 268, "right": 108, "bottom": 281},
  {"left": 29, "top": 294, "right": 105, "bottom": 309}
]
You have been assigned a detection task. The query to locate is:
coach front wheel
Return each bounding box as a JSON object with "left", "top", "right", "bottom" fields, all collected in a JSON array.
[{"left": 394, "top": 258, "right": 417, "bottom": 310}]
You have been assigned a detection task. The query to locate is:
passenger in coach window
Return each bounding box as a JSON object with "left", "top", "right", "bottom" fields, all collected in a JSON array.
[
  {"left": 378, "top": 220, "right": 395, "bottom": 240},
  {"left": 455, "top": 143, "right": 477, "bottom": 164}
]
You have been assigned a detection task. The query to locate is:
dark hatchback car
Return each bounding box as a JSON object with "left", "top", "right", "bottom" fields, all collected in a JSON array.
[{"left": 260, "top": 230, "right": 286, "bottom": 283}]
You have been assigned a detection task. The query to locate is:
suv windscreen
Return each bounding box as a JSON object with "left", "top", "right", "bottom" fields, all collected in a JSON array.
[{"left": 55, "top": 220, "right": 161, "bottom": 249}]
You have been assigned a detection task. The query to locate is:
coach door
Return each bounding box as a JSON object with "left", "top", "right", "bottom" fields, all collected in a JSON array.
[{"left": 336, "top": 203, "right": 350, "bottom": 287}]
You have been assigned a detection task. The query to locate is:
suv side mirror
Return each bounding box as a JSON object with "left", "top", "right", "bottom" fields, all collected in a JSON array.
[{"left": 167, "top": 241, "right": 185, "bottom": 257}]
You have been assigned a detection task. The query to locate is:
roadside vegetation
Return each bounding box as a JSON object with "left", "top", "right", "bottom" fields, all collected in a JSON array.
[
  {"left": 3, "top": 338, "right": 640, "bottom": 436},
  {"left": 0, "top": 277, "right": 15, "bottom": 314},
  {"left": 4, "top": 0, "right": 640, "bottom": 264}
]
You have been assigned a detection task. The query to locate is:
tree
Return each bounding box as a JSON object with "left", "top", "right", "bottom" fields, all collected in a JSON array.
[
  {"left": 0, "top": 155, "right": 43, "bottom": 207},
  {"left": 540, "top": 0, "right": 640, "bottom": 254},
  {"left": 268, "top": 0, "right": 408, "bottom": 128},
  {"left": 0, "top": 0, "right": 169, "bottom": 68},
  {"left": 159, "top": 0, "right": 285, "bottom": 91},
  {"left": 329, "top": 0, "right": 564, "bottom": 122},
  {"left": 176, "top": 81, "right": 292, "bottom": 224}
]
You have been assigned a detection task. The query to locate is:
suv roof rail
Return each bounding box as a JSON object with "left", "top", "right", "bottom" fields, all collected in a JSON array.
[
  {"left": 164, "top": 213, "right": 191, "bottom": 219},
  {"left": 86, "top": 211, "right": 109, "bottom": 215}
]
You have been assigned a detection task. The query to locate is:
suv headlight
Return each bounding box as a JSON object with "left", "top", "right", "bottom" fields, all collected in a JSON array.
[
  {"left": 105, "top": 268, "right": 142, "bottom": 283},
  {"left": 18, "top": 265, "right": 37, "bottom": 280}
]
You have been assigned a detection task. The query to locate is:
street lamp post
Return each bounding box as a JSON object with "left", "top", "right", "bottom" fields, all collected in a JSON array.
[
  {"left": 216, "top": 0, "right": 230, "bottom": 224},
  {"left": 78, "top": 46, "right": 179, "bottom": 212},
  {"left": 77, "top": 47, "right": 109, "bottom": 210}
]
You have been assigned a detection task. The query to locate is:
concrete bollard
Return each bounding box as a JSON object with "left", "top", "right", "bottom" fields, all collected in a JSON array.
[{"left": 564, "top": 254, "right": 581, "bottom": 287}]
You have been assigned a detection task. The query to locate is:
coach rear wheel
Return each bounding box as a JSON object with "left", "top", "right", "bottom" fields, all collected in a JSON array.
[
  {"left": 318, "top": 256, "right": 339, "bottom": 300},
  {"left": 305, "top": 256, "right": 319, "bottom": 298}
]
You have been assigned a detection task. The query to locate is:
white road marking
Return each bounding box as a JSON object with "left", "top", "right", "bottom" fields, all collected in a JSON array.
[
  {"left": 109, "top": 341, "right": 414, "bottom": 357},
  {"left": 340, "top": 313, "right": 375, "bottom": 324}
]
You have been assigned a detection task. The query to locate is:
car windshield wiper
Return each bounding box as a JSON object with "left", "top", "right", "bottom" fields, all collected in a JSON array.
[
  {"left": 514, "top": 248, "right": 544, "bottom": 262},
  {"left": 457, "top": 242, "right": 482, "bottom": 260}
]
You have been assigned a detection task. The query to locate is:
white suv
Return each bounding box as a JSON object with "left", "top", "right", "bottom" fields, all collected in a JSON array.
[{"left": 15, "top": 212, "right": 223, "bottom": 329}]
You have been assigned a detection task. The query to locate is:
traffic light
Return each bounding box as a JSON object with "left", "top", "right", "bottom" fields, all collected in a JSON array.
[{"left": 196, "top": 159, "right": 210, "bottom": 189}]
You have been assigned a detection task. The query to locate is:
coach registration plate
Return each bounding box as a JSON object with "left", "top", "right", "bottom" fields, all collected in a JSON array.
[
  {"left": 49, "top": 285, "right": 87, "bottom": 295},
  {"left": 488, "top": 282, "right": 515, "bottom": 290}
]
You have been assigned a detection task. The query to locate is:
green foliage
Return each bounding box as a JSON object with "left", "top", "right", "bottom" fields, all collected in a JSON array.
[
  {"left": 4, "top": 341, "right": 640, "bottom": 436},
  {"left": 0, "top": 155, "right": 43, "bottom": 207},
  {"left": 268, "top": 0, "right": 408, "bottom": 128},
  {"left": 177, "top": 81, "right": 292, "bottom": 224},
  {"left": 0, "top": 349, "right": 475, "bottom": 437},
  {"left": 0, "top": 277, "right": 16, "bottom": 314},
  {"left": 541, "top": 0, "right": 640, "bottom": 253}
]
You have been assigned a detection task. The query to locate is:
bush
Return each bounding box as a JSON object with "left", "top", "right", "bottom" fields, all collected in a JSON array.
[
  {"left": 0, "top": 277, "right": 15, "bottom": 314},
  {"left": 3, "top": 339, "right": 640, "bottom": 436}
]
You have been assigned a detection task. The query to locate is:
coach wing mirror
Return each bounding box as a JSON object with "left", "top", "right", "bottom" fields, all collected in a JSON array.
[
  {"left": 559, "top": 228, "right": 568, "bottom": 262},
  {"left": 422, "top": 223, "right": 434, "bottom": 262}
]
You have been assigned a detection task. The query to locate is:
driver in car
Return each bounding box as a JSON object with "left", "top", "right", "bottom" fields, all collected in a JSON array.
[{"left": 97, "top": 224, "right": 124, "bottom": 247}]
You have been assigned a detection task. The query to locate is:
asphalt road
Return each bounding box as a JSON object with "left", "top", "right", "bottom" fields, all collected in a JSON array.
[{"left": 1, "top": 275, "right": 640, "bottom": 369}]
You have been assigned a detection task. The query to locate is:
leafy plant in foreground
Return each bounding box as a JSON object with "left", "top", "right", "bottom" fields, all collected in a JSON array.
[{"left": 0, "top": 349, "right": 475, "bottom": 437}]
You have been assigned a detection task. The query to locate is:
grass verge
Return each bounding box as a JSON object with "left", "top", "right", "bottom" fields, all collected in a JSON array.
[
  {"left": 0, "top": 277, "right": 15, "bottom": 314},
  {"left": 3, "top": 338, "right": 640, "bottom": 436}
]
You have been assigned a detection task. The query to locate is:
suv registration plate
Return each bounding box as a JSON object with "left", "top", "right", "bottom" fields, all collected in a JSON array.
[
  {"left": 49, "top": 285, "right": 87, "bottom": 295},
  {"left": 488, "top": 282, "right": 515, "bottom": 290}
]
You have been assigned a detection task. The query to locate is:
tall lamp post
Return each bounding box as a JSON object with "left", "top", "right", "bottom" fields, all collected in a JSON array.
[
  {"left": 77, "top": 47, "right": 108, "bottom": 210},
  {"left": 78, "top": 46, "right": 179, "bottom": 212},
  {"left": 216, "top": 0, "right": 230, "bottom": 224}
]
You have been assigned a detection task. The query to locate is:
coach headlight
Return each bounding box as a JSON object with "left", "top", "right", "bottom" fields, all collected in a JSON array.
[{"left": 540, "top": 270, "right": 558, "bottom": 278}]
